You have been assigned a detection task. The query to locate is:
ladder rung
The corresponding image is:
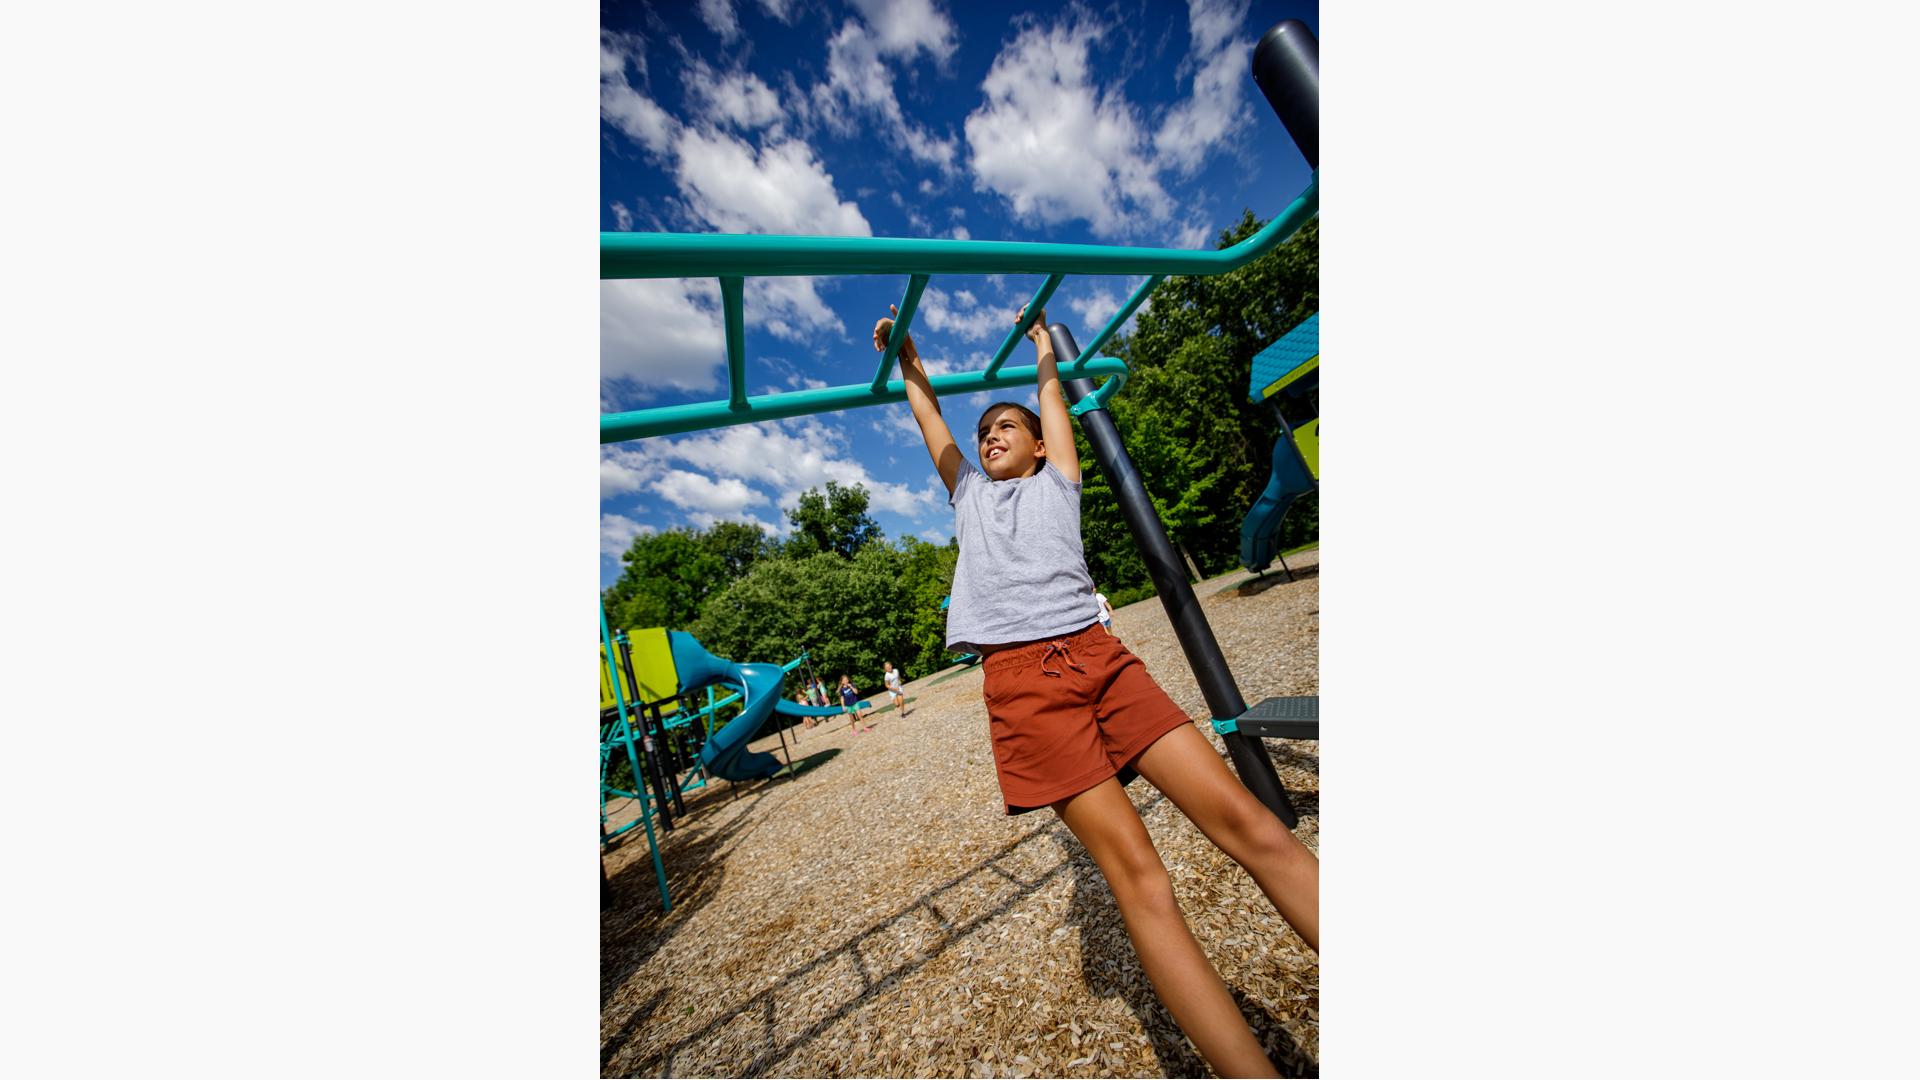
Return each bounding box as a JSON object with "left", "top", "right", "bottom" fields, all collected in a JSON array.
[{"left": 1232, "top": 695, "right": 1318, "bottom": 740}]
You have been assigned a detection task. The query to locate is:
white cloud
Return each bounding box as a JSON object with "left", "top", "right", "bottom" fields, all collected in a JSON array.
[
  {"left": 673, "top": 128, "right": 871, "bottom": 236},
  {"left": 950, "top": 225, "right": 971, "bottom": 241},
  {"left": 1067, "top": 285, "right": 1123, "bottom": 330},
  {"left": 610, "top": 201, "right": 633, "bottom": 231},
  {"left": 1185, "top": 0, "right": 1248, "bottom": 56},
  {"left": 1154, "top": 1, "right": 1255, "bottom": 176},
  {"left": 914, "top": 354, "right": 967, "bottom": 377},
  {"left": 650, "top": 469, "right": 768, "bottom": 517},
  {"left": 847, "top": 0, "right": 958, "bottom": 61},
  {"left": 964, "top": 17, "right": 1171, "bottom": 236},
  {"left": 601, "top": 278, "right": 724, "bottom": 399},
  {"left": 602, "top": 444, "right": 659, "bottom": 499},
  {"left": 600, "top": 281, "right": 839, "bottom": 402},
  {"left": 756, "top": 0, "right": 795, "bottom": 21},
  {"left": 687, "top": 511, "right": 785, "bottom": 536},
  {"left": 684, "top": 59, "right": 783, "bottom": 131},
  {"left": 651, "top": 130, "right": 866, "bottom": 345},
  {"left": 602, "top": 513, "right": 655, "bottom": 559},
  {"left": 918, "top": 528, "right": 950, "bottom": 543},
  {"left": 697, "top": 0, "right": 741, "bottom": 43},
  {"left": 810, "top": 21, "right": 959, "bottom": 173},
  {"left": 918, "top": 285, "right": 1005, "bottom": 341},
  {"left": 746, "top": 275, "right": 840, "bottom": 342},
  {"left": 871, "top": 406, "right": 925, "bottom": 446},
  {"left": 653, "top": 418, "right": 942, "bottom": 522},
  {"left": 1173, "top": 218, "right": 1213, "bottom": 249},
  {"left": 602, "top": 37, "right": 875, "bottom": 358},
  {"left": 1066, "top": 276, "right": 1150, "bottom": 341},
  {"left": 600, "top": 34, "right": 677, "bottom": 156}
]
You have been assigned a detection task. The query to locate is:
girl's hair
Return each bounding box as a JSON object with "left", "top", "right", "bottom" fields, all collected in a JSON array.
[{"left": 974, "top": 402, "right": 1042, "bottom": 443}]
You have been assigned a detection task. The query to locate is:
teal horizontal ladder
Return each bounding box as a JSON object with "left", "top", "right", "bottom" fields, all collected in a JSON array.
[{"left": 600, "top": 175, "right": 1316, "bottom": 444}]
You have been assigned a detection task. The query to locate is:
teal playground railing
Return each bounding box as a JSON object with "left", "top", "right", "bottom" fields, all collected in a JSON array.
[
  {"left": 601, "top": 19, "right": 1321, "bottom": 912},
  {"left": 599, "top": 179, "right": 1315, "bottom": 443}
]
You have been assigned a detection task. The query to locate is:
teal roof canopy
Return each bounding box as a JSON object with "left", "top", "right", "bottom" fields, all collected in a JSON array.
[{"left": 1248, "top": 313, "right": 1318, "bottom": 403}]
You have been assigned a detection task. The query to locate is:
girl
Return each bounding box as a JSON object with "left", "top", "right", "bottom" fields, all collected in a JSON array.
[
  {"left": 875, "top": 303, "right": 1319, "bottom": 1079},
  {"left": 838, "top": 675, "right": 870, "bottom": 734},
  {"left": 883, "top": 661, "right": 909, "bottom": 716}
]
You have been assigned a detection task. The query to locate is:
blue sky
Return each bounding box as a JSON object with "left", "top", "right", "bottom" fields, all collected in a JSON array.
[{"left": 600, "top": 0, "right": 1318, "bottom": 586}]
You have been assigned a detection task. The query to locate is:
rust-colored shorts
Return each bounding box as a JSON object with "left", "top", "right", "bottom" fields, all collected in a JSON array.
[{"left": 981, "top": 622, "right": 1194, "bottom": 815}]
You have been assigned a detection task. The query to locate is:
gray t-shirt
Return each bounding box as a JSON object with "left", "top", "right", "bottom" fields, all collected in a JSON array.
[{"left": 944, "top": 458, "right": 1100, "bottom": 650}]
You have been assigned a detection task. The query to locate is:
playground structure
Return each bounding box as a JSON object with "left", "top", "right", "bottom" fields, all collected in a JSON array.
[
  {"left": 600, "top": 612, "right": 856, "bottom": 910},
  {"left": 1240, "top": 311, "right": 1320, "bottom": 579},
  {"left": 601, "top": 20, "right": 1322, "bottom": 911}
]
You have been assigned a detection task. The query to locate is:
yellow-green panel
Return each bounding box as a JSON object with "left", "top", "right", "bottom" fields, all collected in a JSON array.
[
  {"left": 1293, "top": 418, "right": 1319, "bottom": 479},
  {"left": 625, "top": 627, "right": 679, "bottom": 702},
  {"left": 1258, "top": 354, "right": 1318, "bottom": 401},
  {"left": 600, "top": 627, "right": 683, "bottom": 711}
]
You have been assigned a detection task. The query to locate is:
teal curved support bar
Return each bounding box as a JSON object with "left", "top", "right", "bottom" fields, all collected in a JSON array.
[{"left": 1068, "top": 361, "right": 1128, "bottom": 417}]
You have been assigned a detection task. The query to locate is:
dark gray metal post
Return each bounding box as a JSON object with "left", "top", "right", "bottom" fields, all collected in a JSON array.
[
  {"left": 1252, "top": 19, "right": 1318, "bottom": 169},
  {"left": 1050, "top": 324, "right": 1299, "bottom": 828}
]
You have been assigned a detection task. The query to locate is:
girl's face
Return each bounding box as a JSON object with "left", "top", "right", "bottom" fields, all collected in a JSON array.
[{"left": 977, "top": 405, "right": 1045, "bottom": 480}]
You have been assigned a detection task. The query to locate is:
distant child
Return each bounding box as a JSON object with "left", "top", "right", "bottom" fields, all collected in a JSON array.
[
  {"left": 838, "top": 675, "right": 870, "bottom": 734},
  {"left": 1093, "top": 586, "right": 1115, "bottom": 636},
  {"left": 794, "top": 690, "right": 815, "bottom": 732},
  {"left": 876, "top": 302, "right": 1319, "bottom": 1079},
  {"left": 882, "top": 661, "right": 908, "bottom": 716}
]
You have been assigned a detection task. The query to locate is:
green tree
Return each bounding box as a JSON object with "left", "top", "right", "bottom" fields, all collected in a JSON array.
[
  {"left": 601, "top": 527, "right": 725, "bottom": 631},
  {"left": 1075, "top": 212, "right": 1318, "bottom": 594},
  {"left": 894, "top": 535, "right": 961, "bottom": 678},
  {"left": 698, "top": 519, "right": 771, "bottom": 580},
  {"left": 692, "top": 544, "right": 915, "bottom": 690},
  {"left": 784, "top": 481, "right": 883, "bottom": 559}
]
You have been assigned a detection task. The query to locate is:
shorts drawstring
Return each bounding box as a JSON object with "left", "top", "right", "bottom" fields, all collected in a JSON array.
[{"left": 1038, "top": 641, "right": 1087, "bottom": 679}]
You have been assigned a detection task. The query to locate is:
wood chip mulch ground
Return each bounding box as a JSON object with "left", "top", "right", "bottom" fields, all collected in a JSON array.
[{"left": 602, "top": 552, "right": 1319, "bottom": 1078}]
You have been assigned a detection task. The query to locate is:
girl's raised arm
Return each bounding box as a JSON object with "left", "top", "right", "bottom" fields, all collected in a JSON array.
[
  {"left": 1021, "top": 306, "right": 1080, "bottom": 483},
  {"left": 875, "top": 306, "right": 965, "bottom": 496}
]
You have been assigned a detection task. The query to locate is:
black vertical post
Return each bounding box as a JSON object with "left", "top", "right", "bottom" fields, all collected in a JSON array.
[
  {"left": 1252, "top": 19, "right": 1318, "bottom": 169},
  {"left": 1050, "top": 324, "right": 1299, "bottom": 828},
  {"left": 643, "top": 702, "right": 677, "bottom": 830}
]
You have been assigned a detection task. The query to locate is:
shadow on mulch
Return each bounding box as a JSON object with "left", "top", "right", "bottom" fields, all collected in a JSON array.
[
  {"left": 777, "top": 746, "right": 843, "bottom": 781},
  {"left": 1278, "top": 787, "right": 1318, "bottom": 826},
  {"left": 922, "top": 662, "right": 985, "bottom": 691},
  {"left": 607, "top": 813, "right": 1103, "bottom": 1077},
  {"left": 602, "top": 771, "right": 808, "bottom": 1023},
  {"left": 1226, "top": 564, "right": 1320, "bottom": 598},
  {"left": 1262, "top": 740, "right": 1320, "bottom": 779}
]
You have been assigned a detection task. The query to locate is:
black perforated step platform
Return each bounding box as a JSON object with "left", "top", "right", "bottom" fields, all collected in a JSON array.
[{"left": 1231, "top": 695, "right": 1318, "bottom": 740}]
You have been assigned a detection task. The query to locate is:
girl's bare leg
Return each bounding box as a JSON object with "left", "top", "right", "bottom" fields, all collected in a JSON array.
[
  {"left": 1053, "top": 779, "right": 1278, "bottom": 1078},
  {"left": 1130, "top": 723, "right": 1319, "bottom": 951}
]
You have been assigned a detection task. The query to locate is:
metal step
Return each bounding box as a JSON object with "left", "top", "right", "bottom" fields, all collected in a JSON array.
[{"left": 1228, "top": 695, "right": 1318, "bottom": 740}]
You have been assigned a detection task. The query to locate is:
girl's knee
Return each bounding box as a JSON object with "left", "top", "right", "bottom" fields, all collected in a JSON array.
[
  {"left": 1222, "top": 800, "right": 1299, "bottom": 863},
  {"left": 1105, "top": 854, "right": 1178, "bottom": 914}
]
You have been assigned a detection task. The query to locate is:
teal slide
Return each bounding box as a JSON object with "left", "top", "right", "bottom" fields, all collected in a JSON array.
[
  {"left": 1239, "top": 434, "right": 1316, "bottom": 574},
  {"left": 666, "top": 632, "right": 864, "bottom": 782}
]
